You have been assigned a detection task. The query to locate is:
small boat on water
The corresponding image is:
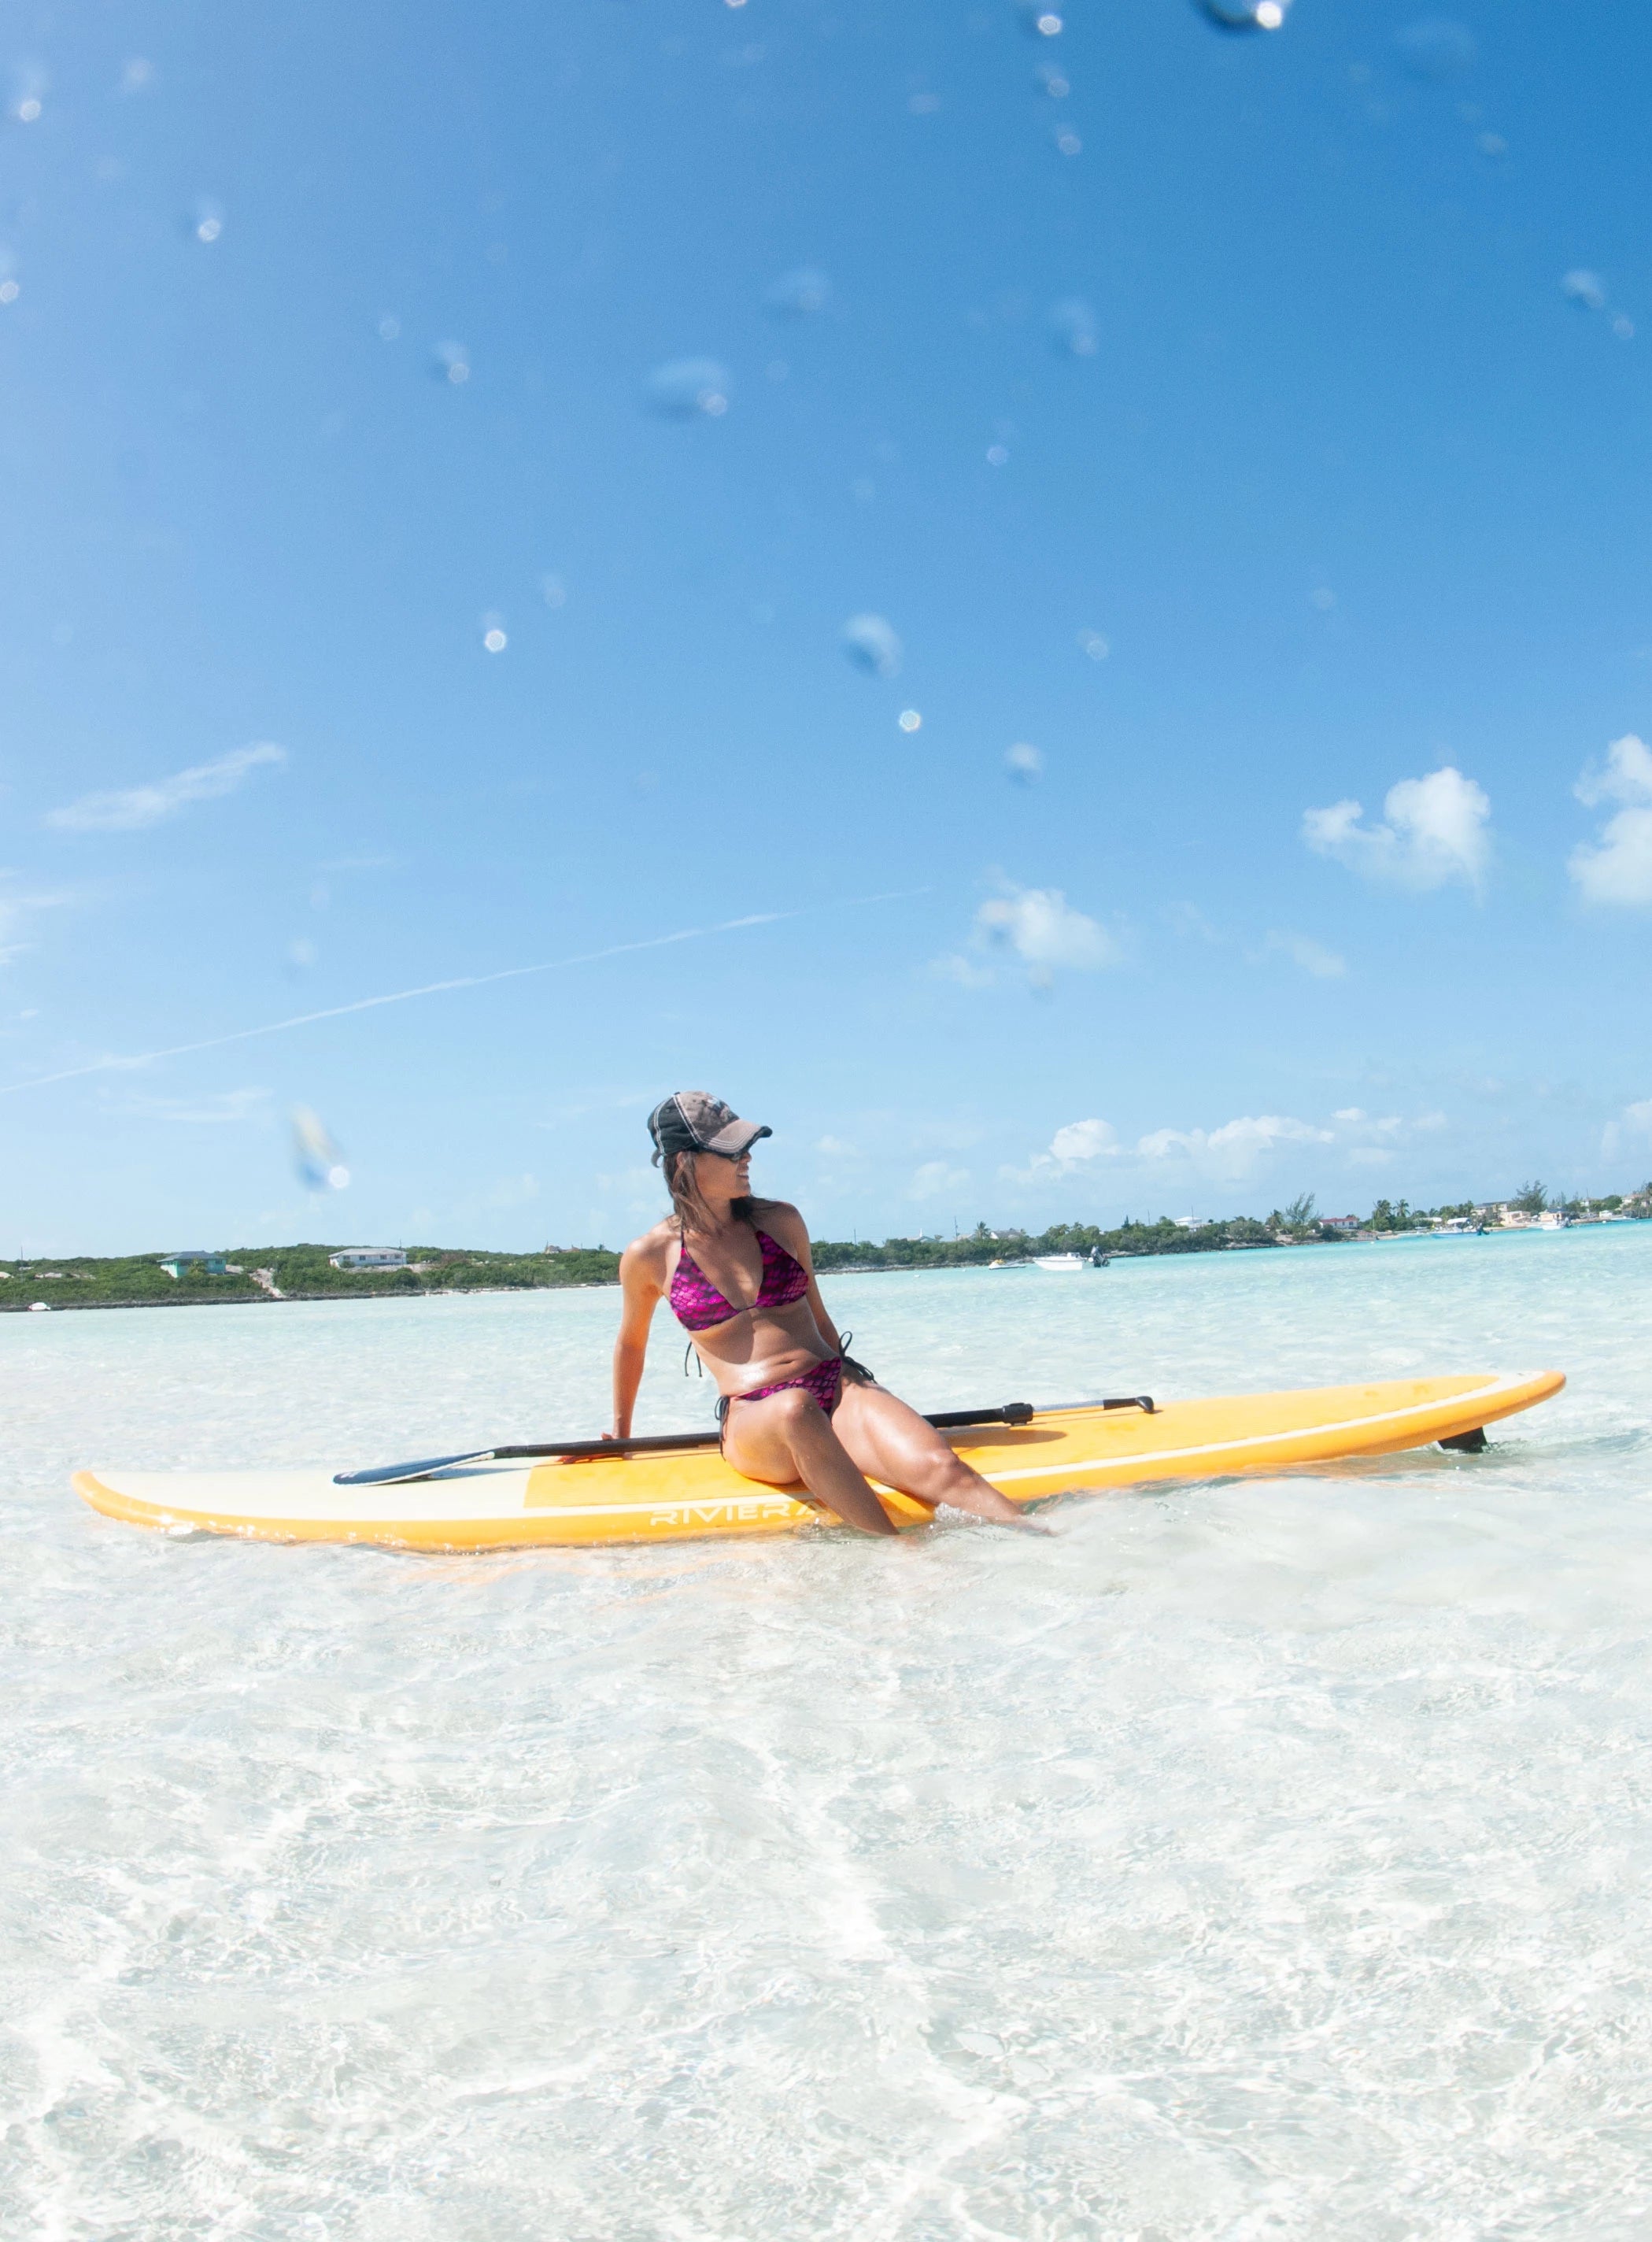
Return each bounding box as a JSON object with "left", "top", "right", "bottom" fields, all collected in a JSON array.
[{"left": 1033, "top": 1252, "right": 1087, "bottom": 1272}]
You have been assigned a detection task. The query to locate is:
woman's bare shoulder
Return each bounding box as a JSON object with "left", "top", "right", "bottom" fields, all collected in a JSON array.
[
  {"left": 750, "top": 1197, "right": 808, "bottom": 1241},
  {"left": 621, "top": 1217, "right": 678, "bottom": 1275}
]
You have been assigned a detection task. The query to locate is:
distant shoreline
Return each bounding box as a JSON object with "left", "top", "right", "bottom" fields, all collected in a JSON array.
[
  {"left": 0, "top": 1282, "right": 626, "bottom": 1315},
  {"left": 6, "top": 1216, "right": 1641, "bottom": 1315}
]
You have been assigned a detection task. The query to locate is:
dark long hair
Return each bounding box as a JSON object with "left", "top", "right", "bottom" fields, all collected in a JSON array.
[{"left": 663, "top": 1149, "right": 760, "bottom": 1238}]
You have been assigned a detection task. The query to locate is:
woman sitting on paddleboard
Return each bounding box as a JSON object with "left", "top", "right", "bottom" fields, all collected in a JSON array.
[{"left": 612, "top": 1093, "right": 1033, "bottom": 1537}]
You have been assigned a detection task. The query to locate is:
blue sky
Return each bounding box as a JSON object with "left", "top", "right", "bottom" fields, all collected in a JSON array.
[{"left": 2, "top": 0, "right": 1649, "bottom": 1254}]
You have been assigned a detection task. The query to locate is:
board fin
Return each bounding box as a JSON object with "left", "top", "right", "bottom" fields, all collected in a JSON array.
[{"left": 1438, "top": 1427, "right": 1488, "bottom": 1454}]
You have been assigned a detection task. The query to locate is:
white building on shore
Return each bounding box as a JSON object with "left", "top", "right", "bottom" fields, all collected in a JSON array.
[{"left": 328, "top": 1248, "right": 408, "bottom": 1271}]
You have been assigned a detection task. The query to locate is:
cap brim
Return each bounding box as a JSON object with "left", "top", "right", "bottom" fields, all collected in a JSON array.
[{"left": 702, "top": 1118, "right": 771, "bottom": 1156}]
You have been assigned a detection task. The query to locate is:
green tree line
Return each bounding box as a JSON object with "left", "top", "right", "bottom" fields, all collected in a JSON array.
[{"left": 6, "top": 1186, "right": 1648, "bottom": 1310}]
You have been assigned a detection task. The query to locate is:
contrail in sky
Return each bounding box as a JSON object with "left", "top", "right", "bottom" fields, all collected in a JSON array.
[{"left": 0, "top": 888, "right": 926, "bottom": 1098}]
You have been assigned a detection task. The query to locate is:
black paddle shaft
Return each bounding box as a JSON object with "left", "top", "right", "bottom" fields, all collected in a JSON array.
[{"left": 333, "top": 1399, "right": 1060, "bottom": 1487}]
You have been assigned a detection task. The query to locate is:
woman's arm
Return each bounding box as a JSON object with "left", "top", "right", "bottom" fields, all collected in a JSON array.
[{"left": 611, "top": 1241, "right": 663, "bottom": 1437}]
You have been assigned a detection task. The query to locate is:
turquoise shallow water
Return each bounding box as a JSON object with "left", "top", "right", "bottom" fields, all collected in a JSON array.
[{"left": 5, "top": 1227, "right": 1652, "bottom": 2240}]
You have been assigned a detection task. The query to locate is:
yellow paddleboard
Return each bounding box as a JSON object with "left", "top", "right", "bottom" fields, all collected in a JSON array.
[{"left": 72, "top": 1369, "right": 1563, "bottom": 1552}]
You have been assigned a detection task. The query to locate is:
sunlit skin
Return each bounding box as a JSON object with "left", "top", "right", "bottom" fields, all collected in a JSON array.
[{"left": 612, "top": 1150, "right": 1040, "bottom": 1537}]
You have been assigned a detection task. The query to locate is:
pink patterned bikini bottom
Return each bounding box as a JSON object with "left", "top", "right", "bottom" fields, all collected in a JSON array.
[{"left": 718, "top": 1352, "right": 844, "bottom": 1427}]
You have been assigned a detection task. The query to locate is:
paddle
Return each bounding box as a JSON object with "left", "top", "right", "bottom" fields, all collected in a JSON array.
[
  {"left": 334, "top": 1395, "right": 1164, "bottom": 1488},
  {"left": 334, "top": 1400, "right": 1048, "bottom": 1487}
]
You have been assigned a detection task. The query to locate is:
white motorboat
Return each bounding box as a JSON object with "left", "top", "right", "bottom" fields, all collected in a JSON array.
[{"left": 1033, "top": 1252, "right": 1087, "bottom": 1272}]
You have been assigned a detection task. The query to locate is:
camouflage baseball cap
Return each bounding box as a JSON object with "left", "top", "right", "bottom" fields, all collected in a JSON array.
[{"left": 646, "top": 1092, "right": 772, "bottom": 1164}]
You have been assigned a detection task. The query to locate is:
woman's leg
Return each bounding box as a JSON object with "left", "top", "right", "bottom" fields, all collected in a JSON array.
[
  {"left": 830, "top": 1379, "right": 1038, "bottom": 1526},
  {"left": 719, "top": 1386, "right": 901, "bottom": 1537}
]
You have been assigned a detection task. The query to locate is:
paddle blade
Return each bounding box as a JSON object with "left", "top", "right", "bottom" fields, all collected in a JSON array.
[{"left": 334, "top": 1450, "right": 495, "bottom": 1487}]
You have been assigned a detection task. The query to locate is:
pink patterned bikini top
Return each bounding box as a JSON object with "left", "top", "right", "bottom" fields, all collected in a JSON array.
[{"left": 669, "top": 1226, "right": 811, "bottom": 1332}]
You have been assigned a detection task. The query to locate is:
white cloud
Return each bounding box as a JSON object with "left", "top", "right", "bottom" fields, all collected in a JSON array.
[
  {"left": 1136, "top": 1115, "right": 1335, "bottom": 1170},
  {"left": 486, "top": 1173, "right": 540, "bottom": 1209},
  {"left": 1303, "top": 765, "right": 1491, "bottom": 893},
  {"left": 1022, "top": 1110, "right": 1331, "bottom": 1182},
  {"left": 46, "top": 742, "right": 286, "bottom": 833},
  {"left": 975, "top": 884, "right": 1121, "bottom": 983},
  {"left": 1602, "top": 1097, "right": 1652, "bottom": 1160},
  {"left": 1572, "top": 812, "right": 1652, "bottom": 904},
  {"left": 1569, "top": 734, "right": 1652, "bottom": 905},
  {"left": 931, "top": 952, "right": 996, "bottom": 989},
  {"left": 1574, "top": 734, "right": 1652, "bottom": 808},
  {"left": 1251, "top": 930, "right": 1347, "bottom": 979},
  {"left": 817, "top": 1134, "right": 858, "bottom": 1156},
  {"left": 1050, "top": 1118, "right": 1120, "bottom": 1164},
  {"left": 910, "top": 1160, "right": 969, "bottom": 1201},
  {"left": 1018, "top": 1104, "right": 1448, "bottom": 1186}
]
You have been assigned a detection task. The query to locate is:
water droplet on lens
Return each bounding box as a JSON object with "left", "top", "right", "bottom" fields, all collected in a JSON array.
[
  {"left": 483, "top": 627, "right": 507, "bottom": 653},
  {"left": 898, "top": 709, "right": 922, "bottom": 732},
  {"left": 841, "top": 613, "right": 903, "bottom": 678},
  {"left": 120, "top": 57, "right": 153, "bottom": 94},
  {"left": 1006, "top": 742, "right": 1044, "bottom": 783},
  {"left": 765, "top": 265, "right": 831, "bottom": 316},
  {"left": 434, "top": 340, "right": 471, "bottom": 383},
  {"left": 1015, "top": 4, "right": 1064, "bottom": 35},
  {"left": 292, "top": 1107, "right": 347, "bottom": 1192},
  {"left": 1561, "top": 269, "right": 1606, "bottom": 312},
  {"left": 1035, "top": 62, "right": 1070, "bottom": 95},
  {"left": 986, "top": 443, "right": 1009, "bottom": 465},
  {"left": 1077, "top": 629, "right": 1110, "bottom": 660},
  {"left": 377, "top": 314, "right": 401, "bottom": 341},
  {"left": 1613, "top": 315, "right": 1635, "bottom": 341},
  {"left": 1310, "top": 586, "right": 1336, "bottom": 611},
  {"left": 8, "top": 65, "right": 46, "bottom": 121},
  {"left": 187, "top": 200, "right": 224, "bottom": 245},
  {"left": 1054, "top": 127, "right": 1082, "bottom": 156},
  {"left": 645, "top": 357, "right": 731, "bottom": 417},
  {"left": 1394, "top": 17, "right": 1476, "bottom": 79},
  {"left": 1048, "top": 297, "right": 1099, "bottom": 356},
  {"left": 908, "top": 91, "right": 941, "bottom": 114},
  {"left": 540, "top": 572, "right": 567, "bottom": 608},
  {"left": 0, "top": 280, "right": 17, "bottom": 307},
  {"left": 1192, "top": 0, "right": 1288, "bottom": 29},
  {"left": 1475, "top": 131, "right": 1507, "bottom": 157}
]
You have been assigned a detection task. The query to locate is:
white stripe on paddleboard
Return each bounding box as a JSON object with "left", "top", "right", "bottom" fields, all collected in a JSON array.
[{"left": 977, "top": 1371, "right": 1529, "bottom": 1488}]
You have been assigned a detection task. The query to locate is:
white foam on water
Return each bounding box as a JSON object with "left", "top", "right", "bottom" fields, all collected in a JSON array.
[{"left": 5, "top": 1229, "right": 1652, "bottom": 2237}]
